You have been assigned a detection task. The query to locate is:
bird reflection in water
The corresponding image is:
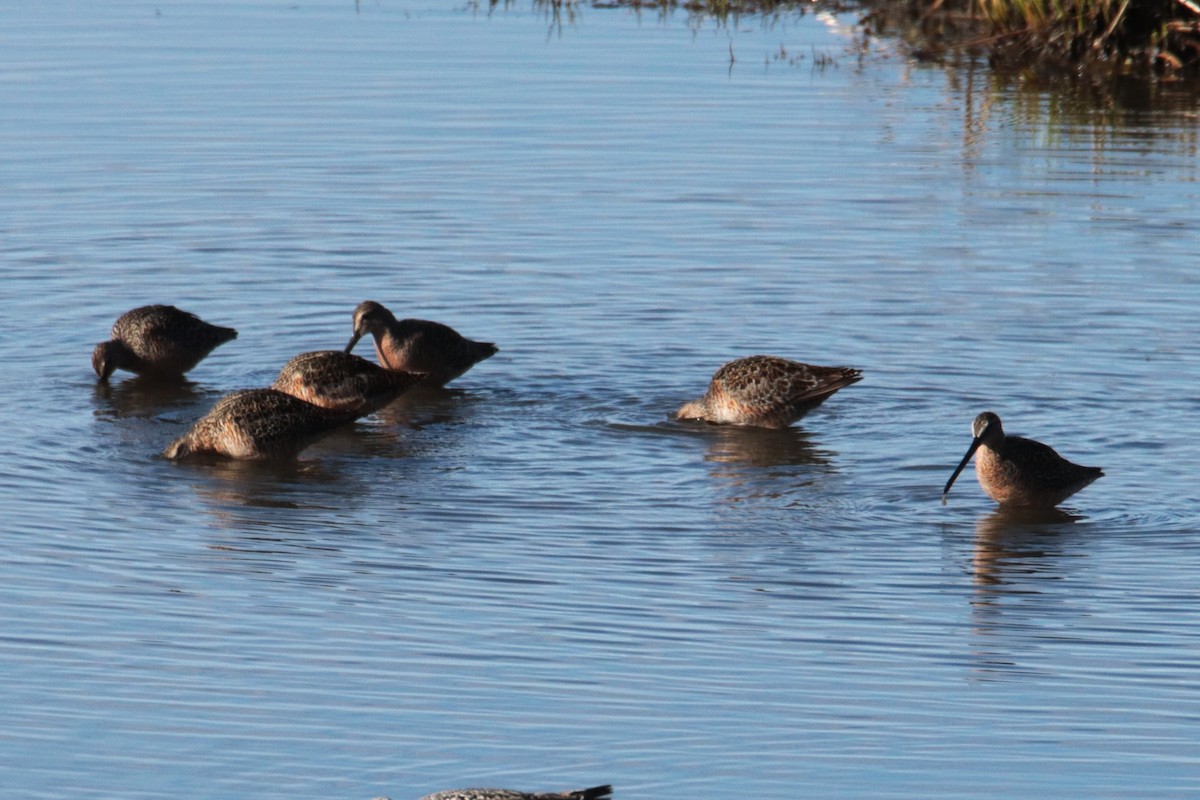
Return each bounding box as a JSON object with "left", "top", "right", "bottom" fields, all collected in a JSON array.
[
  {"left": 370, "top": 384, "right": 498, "bottom": 444},
  {"left": 93, "top": 375, "right": 210, "bottom": 419},
  {"left": 196, "top": 463, "right": 355, "bottom": 576},
  {"left": 967, "top": 505, "right": 1087, "bottom": 678},
  {"left": 176, "top": 456, "right": 358, "bottom": 538},
  {"left": 682, "top": 423, "right": 835, "bottom": 505},
  {"left": 972, "top": 505, "right": 1081, "bottom": 588},
  {"left": 701, "top": 424, "right": 831, "bottom": 469}
]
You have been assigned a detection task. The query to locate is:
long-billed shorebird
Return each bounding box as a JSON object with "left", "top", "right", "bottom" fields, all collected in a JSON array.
[
  {"left": 92, "top": 305, "right": 237, "bottom": 382},
  {"left": 675, "top": 355, "right": 862, "bottom": 429},
  {"left": 417, "top": 785, "right": 612, "bottom": 800},
  {"left": 163, "top": 388, "right": 358, "bottom": 461},
  {"left": 270, "top": 350, "right": 425, "bottom": 415},
  {"left": 943, "top": 411, "right": 1103, "bottom": 508},
  {"left": 344, "top": 300, "right": 497, "bottom": 388}
]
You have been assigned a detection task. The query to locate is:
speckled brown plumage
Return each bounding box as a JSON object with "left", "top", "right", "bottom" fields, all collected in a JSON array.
[
  {"left": 92, "top": 305, "right": 237, "bottom": 382},
  {"left": 270, "top": 350, "right": 425, "bottom": 415},
  {"left": 675, "top": 355, "right": 863, "bottom": 428},
  {"left": 163, "top": 388, "right": 358, "bottom": 461},
  {"left": 943, "top": 411, "right": 1103, "bottom": 508},
  {"left": 344, "top": 300, "right": 497, "bottom": 388},
  {"left": 418, "top": 785, "right": 612, "bottom": 800}
]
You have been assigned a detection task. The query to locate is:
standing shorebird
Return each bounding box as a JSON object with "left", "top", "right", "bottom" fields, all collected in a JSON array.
[
  {"left": 92, "top": 305, "right": 237, "bottom": 382},
  {"left": 344, "top": 300, "right": 497, "bottom": 388},
  {"left": 416, "top": 785, "right": 612, "bottom": 800},
  {"left": 943, "top": 411, "right": 1103, "bottom": 508},
  {"left": 270, "top": 350, "right": 425, "bottom": 415},
  {"left": 675, "top": 355, "right": 862, "bottom": 429},
  {"left": 163, "top": 388, "right": 358, "bottom": 461}
]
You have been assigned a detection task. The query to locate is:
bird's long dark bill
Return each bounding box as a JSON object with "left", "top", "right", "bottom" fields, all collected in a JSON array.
[
  {"left": 943, "top": 437, "right": 983, "bottom": 497},
  {"left": 343, "top": 332, "right": 363, "bottom": 354}
]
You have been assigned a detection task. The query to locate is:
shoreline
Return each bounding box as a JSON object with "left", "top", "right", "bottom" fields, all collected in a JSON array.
[{"left": 546, "top": 0, "right": 1200, "bottom": 79}]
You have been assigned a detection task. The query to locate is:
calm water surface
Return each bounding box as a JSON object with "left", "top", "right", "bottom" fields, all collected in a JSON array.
[{"left": 2, "top": 2, "right": 1199, "bottom": 799}]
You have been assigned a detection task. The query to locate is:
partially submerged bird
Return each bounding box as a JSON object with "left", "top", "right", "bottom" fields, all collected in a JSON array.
[
  {"left": 675, "top": 355, "right": 862, "bottom": 429},
  {"left": 418, "top": 785, "right": 612, "bottom": 800},
  {"left": 164, "top": 388, "right": 358, "bottom": 461},
  {"left": 344, "top": 300, "right": 497, "bottom": 388},
  {"left": 943, "top": 411, "right": 1103, "bottom": 508},
  {"left": 93, "top": 304, "right": 237, "bottom": 382},
  {"left": 270, "top": 350, "right": 425, "bottom": 415}
]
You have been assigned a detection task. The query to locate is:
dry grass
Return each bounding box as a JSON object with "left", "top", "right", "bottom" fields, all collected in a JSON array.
[
  {"left": 859, "top": 0, "right": 1200, "bottom": 76},
  {"left": 522, "top": 0, "right": 1200, "bottom": 77}
]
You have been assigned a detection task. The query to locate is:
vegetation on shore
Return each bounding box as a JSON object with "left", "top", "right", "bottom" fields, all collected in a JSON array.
[
  {"left": 529, "top": 0, "right": 1200, "bottom": 78},
  {"left": 859, "top": 0, "right": 1200, "bottom": 77}
]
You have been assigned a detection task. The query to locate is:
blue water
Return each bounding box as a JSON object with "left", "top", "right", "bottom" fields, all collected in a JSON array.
[{"left": 2, "top": 2, "right": 1199, "bottom": 799}]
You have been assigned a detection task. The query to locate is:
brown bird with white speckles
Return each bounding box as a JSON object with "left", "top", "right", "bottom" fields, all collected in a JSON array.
[
  {"left": 675, "top": 355, "right": 862, "bottom": 429},
  {"left": 92, "top": 305, "right": 237, "bottom": 382},
  {"left": 943, "top": 411, "right": 1103, "bottom": 508},
  {"left": 417, "top": 785, "right": 612, "bottom": 800},
  {"left": 163, "top": 388, "right": 358, "bottom": 461},
  {"left": 270, "top": 350, "right": 425, "bottom": 415},
  {"left": 345, "top": 300, "right": 497, "bottom": 388}
]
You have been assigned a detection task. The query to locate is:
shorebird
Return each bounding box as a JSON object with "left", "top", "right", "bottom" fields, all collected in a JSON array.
[
  {"left": 344, "top": 300, "right": 497, "bottom": 388},
  {"left": 92, "top": 305, "right": 237, "bottom": 382},
  {"left": 943, "top": 411, "right": 1103, "bottom": 508},
  {"left": 417, "top": 785, "right": 612, "bottom": 800},
  {"left": 675, "top": 355, "right": 862, "bottom": 429},
  {"left": 163, "top": 388, "right": 357, "bottom": 461},
  {"left": 270, "top": 350, "right": 425, "bottom": 415}
]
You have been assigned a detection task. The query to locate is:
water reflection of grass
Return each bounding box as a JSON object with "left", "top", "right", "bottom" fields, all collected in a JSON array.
[{"left": 950, "top": 61, "right": 1200, "bottom": 158}]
